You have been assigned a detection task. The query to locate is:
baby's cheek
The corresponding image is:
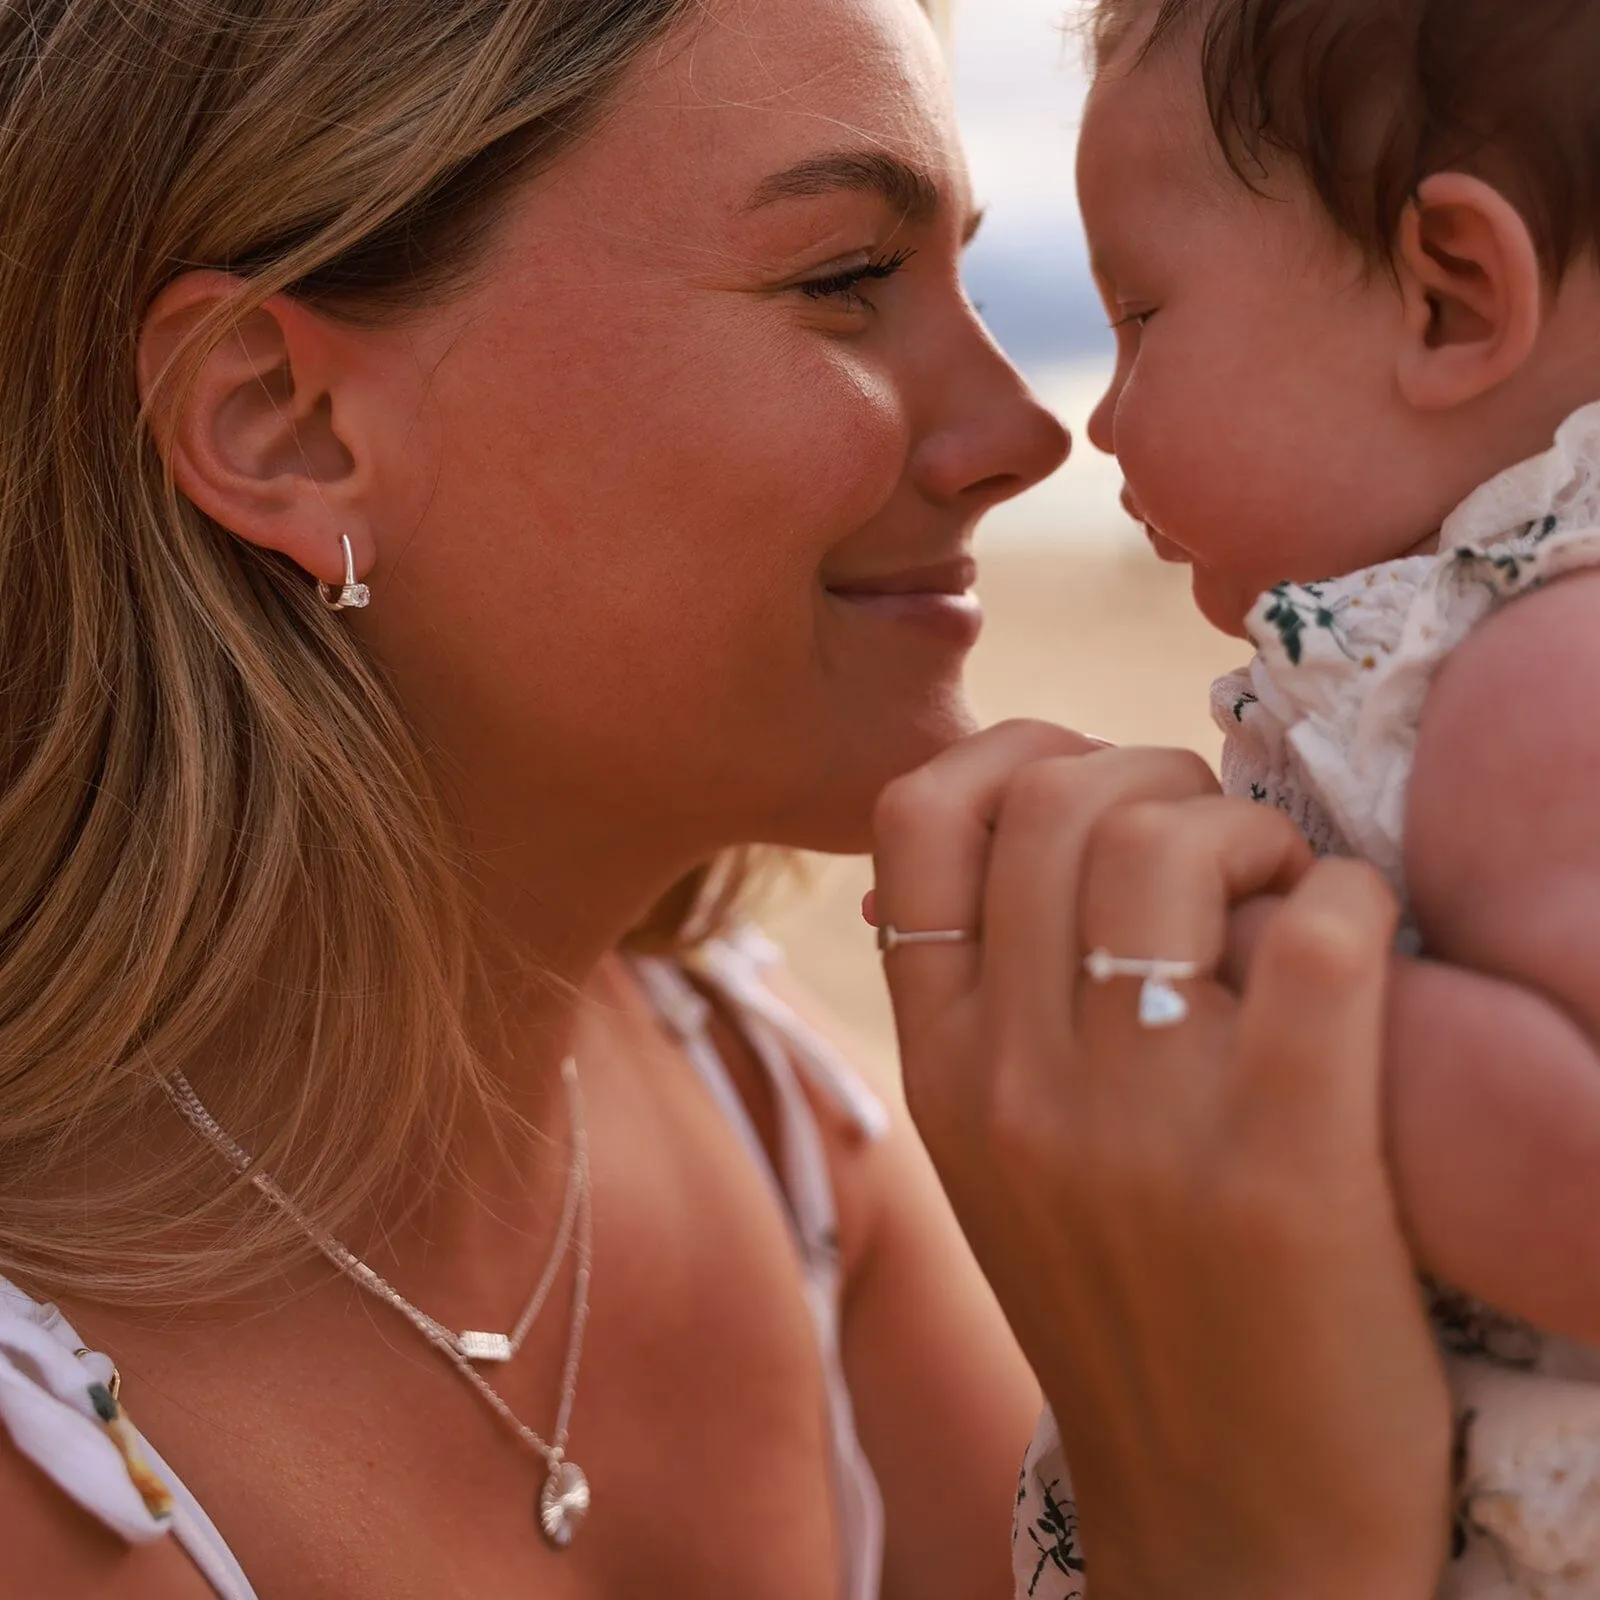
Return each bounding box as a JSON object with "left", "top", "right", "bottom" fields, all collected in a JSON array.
[
  {"left": 1191, "top": 561, "right": 1266, "bottom": 639},
  {"left": 1118, "top": 410, "right": 1236, "bottom": 557}
]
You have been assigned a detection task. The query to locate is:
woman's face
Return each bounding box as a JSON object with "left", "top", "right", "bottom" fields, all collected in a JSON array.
[{"left": 358, "top": 0, "right": 1068, "bottom": 862}]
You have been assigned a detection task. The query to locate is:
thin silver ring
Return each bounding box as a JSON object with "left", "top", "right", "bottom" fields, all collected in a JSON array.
[
  {"left": 1083, "top": 949, "right": 1207, "bottom": 985},
  {"left": 877, "top": 924, "right": 977, "bottom": 954},
  {"left": 1083, "top": 947, "right": 1211, "bottom": 1030}
]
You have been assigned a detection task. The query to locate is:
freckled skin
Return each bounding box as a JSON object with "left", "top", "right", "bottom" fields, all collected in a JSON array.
[{"left": 347, "top": 0, "right": 1067, "bottom": 872}]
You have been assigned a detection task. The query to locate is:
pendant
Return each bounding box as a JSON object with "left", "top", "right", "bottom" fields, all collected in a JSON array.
[
  {"left": 457, "top": 1330, "right": 513, "bottom": 1362},
  {"left": 1138, "top": 977, "right": 1190, "bottom": 1029},
  {"left": 539, "top": 1460, "right": 590, "bottom": 1549}
]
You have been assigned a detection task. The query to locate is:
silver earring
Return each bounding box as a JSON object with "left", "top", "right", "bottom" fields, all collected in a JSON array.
[{"left": 318, "top": 534, "right": 370, "bottom": 611}]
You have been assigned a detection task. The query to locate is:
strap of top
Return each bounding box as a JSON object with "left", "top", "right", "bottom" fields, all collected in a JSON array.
[
  {"left": 0, "top": 1277, "right": 258, "bottom": 1599},
  {"left": 629, "top": 927, "right": 889, "bottom": 1600}
]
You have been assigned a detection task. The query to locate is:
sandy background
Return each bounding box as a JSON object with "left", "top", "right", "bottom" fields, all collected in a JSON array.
[{"left": 760, "top": 538, "right": 1247, "bottom": 1082}]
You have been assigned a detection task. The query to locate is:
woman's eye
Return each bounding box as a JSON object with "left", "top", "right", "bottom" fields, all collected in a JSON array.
[
  {"left": 1111, "top": 308, "right": 1155, "bottom": 331},
  {"left": 799, "top": 248, "right": 915, "bottom": 311}
]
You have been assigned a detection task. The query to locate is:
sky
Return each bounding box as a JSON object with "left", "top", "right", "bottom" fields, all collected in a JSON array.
[
  {"left": 951, "top": 0, "right": 1104, "bottom": 373},
  {"left": 946, "top": 0, "right": 1131, "bottom": 541}
]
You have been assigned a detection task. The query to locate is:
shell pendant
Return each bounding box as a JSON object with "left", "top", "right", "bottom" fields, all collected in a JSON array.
[{"left": 539, "top": 1460, "right": 590, "bottom": 1549}]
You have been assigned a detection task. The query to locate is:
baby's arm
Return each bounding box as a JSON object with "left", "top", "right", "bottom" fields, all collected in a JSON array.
[{"left": 1375, "top": 569, "right": 1600, "bottom": 1342}]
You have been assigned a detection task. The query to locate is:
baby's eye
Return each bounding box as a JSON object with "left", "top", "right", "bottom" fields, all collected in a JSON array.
[{"left": 799, "top": 248, "right": 916, "bottom": 312}]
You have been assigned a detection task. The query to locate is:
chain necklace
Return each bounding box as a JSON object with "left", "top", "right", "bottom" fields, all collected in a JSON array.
[{"left": 164, "top": 1057, "right": 595, "bottom": 1549}]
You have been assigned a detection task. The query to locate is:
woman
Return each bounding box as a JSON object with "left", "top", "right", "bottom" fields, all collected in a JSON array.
[{"left": 0, "top": 0, "right": 1447, "bottom": 1594}]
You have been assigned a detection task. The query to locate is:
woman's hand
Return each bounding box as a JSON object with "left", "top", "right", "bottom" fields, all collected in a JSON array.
[{"left": 871, "top": 723, "right": 1452, "bottom": 1600}]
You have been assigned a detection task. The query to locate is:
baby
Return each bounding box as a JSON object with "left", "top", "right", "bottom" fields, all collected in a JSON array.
[{"left": 1013, "top": 1, "right": 1600, "bottom": 1597}]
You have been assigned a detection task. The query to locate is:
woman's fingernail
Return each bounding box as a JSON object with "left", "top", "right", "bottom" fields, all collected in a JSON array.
[{"left": 861, "top": 889, "right": 879, "bottom": 927}]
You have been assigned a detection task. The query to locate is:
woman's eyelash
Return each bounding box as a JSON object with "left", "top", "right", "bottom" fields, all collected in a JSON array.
[
  {"left": 1110, "top": 309, "right": 1154, "bottom": 330},
  {"left": 801, "top": 248, "right": 916, "bottom": 306}
]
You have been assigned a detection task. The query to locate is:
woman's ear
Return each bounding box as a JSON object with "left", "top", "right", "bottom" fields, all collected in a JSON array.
[
  {"left": 1395, "top": 173, "right": 1543, "bottom": 411},
  {"left": 137, "top": 272, "right": 374, "bottom": 588}
]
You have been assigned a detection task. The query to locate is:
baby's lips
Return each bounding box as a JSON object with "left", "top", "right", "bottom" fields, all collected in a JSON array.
[
  {"left": 1145, "top": 527, "right": 1191, "bottom": 563},
  {"left": 1119, "top": 484, "right": 1189, "bottom": 561}
]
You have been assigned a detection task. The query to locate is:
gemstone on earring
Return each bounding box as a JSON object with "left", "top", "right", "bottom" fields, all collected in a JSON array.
[
  {"left": 539, "top": 1460, "right": 590, "bottom": 1549},
  {"left": 338, "top": 582, "right": 371, "bottom": 609},
  {"left": 458, "top": 1330, "right": 513, "bottom": 1363},
  {"left": 1138, "top": 978, "right": 1189, "bottom": 1029}
]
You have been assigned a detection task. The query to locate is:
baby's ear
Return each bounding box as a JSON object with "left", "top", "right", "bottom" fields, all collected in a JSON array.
[{"left": 1394, "top": 173, "right": 1543, "bottom": 410}]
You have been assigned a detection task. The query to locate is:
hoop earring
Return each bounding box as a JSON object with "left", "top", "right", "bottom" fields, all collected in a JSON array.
[{"left": 318, "top": 535, "right": 371, "bottom": 611}]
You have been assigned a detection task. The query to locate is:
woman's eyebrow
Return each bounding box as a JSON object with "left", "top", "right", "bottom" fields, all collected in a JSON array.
[{"left": 744, "top": 150, "right": 942, "bottom": 226}]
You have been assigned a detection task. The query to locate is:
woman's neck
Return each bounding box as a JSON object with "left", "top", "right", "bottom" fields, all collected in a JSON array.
[
  {"left": 450, "top": 778, "right": 720, "bottom": 994},
  {"left": 400, "top": 794, "right": 717, "bottom": 1245}
]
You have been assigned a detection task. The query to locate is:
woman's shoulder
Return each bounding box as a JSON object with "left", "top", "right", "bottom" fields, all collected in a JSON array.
[
  {"left": 687, "top": 927, "right": 892, "bottom": 1133},
  {"left": 742, "top": 940, "right": 1044, "bottom": 1596},
  {"left": 644, "top": 929, "right": 892, "bottom": 1262},
  {"left": 0, "top": 1422, "right": 214, "bottom": 1598},
  {"left": 0, "top": 1282, "right": 219, "bottom": 1596},
  {"left": 729, "top": 945, "right": 898, "bottom": 1261}
]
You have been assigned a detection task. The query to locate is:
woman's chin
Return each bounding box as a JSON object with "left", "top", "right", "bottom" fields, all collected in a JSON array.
[{"left": 767, "top": 694, "right": 980, "bottom": 856}]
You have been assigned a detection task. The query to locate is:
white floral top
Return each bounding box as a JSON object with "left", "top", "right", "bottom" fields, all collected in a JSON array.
[
  {"left": 1014, "top": 402, "right": 1600, "bottom": 1600},
  {"left": 1212, "top": 405, "right": 1600, "bottom": 924}
]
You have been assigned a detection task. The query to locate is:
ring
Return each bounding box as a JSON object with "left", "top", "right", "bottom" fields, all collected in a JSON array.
[
  {"left": 1083, "top": 947, "right": 1209, "bottom": 1030},
  {"left": 877, "top": 924, "right": 977, "bottom": 954}
]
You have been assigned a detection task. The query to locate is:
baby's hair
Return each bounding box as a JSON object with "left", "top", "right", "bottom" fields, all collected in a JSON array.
[{"left": 1091, "top": 0, "right": 1600, "bottom": 279}]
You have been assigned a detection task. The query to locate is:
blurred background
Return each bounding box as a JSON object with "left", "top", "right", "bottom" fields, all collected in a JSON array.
[{"left": 764, "top": 0, "right": 1243, "bottom": 1077}]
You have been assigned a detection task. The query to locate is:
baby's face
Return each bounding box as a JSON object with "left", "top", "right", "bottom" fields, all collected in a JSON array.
[{"left": 1077, "top": 36, "right": 1447, "bottom": 635}]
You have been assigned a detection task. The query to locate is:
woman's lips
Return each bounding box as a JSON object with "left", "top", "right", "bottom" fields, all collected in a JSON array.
[
  {"left": 825, "top": 557, "right": 983, "bottom": 648},
  {"left": 830, "top": 589, "right": 984, "bottom": 645}
]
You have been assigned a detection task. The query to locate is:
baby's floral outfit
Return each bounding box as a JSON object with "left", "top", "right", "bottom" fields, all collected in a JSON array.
[{"left": 1014, "top": 402, "right": 1600, "bottom": 1600}]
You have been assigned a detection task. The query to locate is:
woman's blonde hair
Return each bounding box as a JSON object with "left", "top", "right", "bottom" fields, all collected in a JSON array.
[{"left": 0, "top": 0, "right": 742, "bottom": 1304}]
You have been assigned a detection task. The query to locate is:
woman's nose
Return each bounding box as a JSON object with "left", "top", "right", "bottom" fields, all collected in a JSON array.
[{"left": 912, "top": 371, "right": 1071, "bottom": 510}]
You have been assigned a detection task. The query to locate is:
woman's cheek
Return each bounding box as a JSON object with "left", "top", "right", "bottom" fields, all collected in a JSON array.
[
  {"left": 777, "top": 349, "right": 911, "bottom": 533},
  {"left": 657, "top": 359, "right": 913, "bottom": 680}
]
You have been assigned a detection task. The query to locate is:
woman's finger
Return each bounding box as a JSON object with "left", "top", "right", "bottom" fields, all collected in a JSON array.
[
  {"left": 871, "top": 720, "right": 1100, "bottom": 1037},
  {"left": 980, "top": 746, "right": 1221, "bottom": 1036},
  {"left": 1071, "top": 794, "right": 1312, "bottom": 1058},
  {"left": 1235, "top": 857, "right": 1400, "bottom": 1153}
]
